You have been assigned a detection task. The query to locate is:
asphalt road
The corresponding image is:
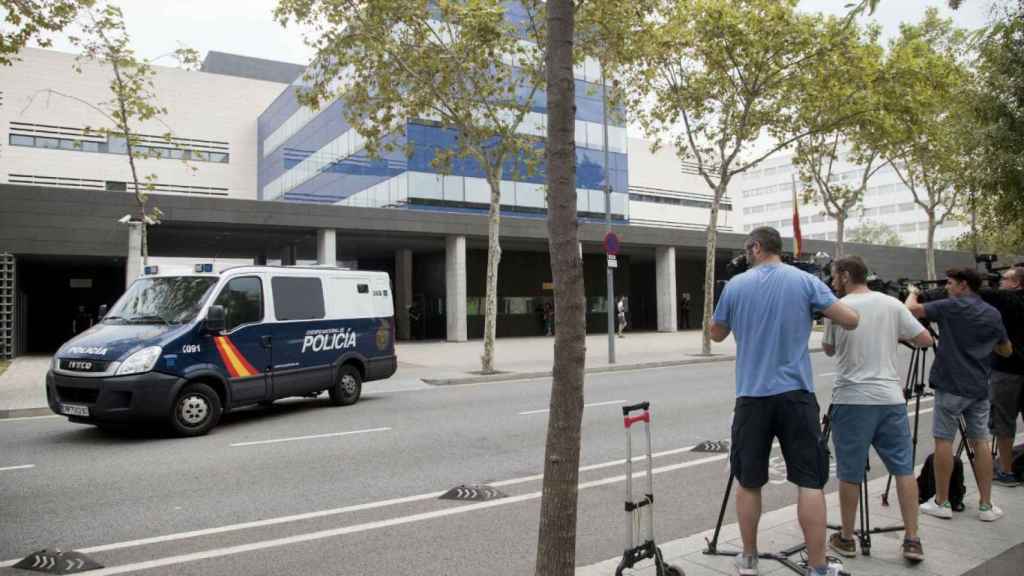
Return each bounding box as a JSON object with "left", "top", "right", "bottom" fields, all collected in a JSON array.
[{"left": 0, "top": 349, "right": 940, "bottom": 575}]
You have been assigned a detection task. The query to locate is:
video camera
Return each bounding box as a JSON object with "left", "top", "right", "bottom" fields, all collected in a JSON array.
[{"left": 866, "top": 276, "right": 947, "bottom": 302}]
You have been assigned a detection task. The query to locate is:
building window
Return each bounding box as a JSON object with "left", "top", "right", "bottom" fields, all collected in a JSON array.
[
  {"left": 105, "top": 181, "right": 127, "bottom": 192},
  {"left": 7, "top": 132, "right": 229, "bottom": 163},
  {"left": 9, "top": 134, "right": 34, "bottom": 146}
]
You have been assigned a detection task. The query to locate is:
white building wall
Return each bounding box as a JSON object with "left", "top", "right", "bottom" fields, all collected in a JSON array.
[
  {"left": 626, "top": 137, "right": 733, "bottom": 231},
  {"left": 736, "top": 152, "right": 968, "bottom": 249},
  {"left": 0, "top": 48, "right": 286, "bottom": 200}
]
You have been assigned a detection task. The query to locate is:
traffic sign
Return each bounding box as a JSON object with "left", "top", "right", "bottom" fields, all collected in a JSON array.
[
  {"left": 603, "top": 232, "right": 620, "bottom": 256},
  {"left": 607, "top": 255, "right": 618, "bottom": 269}
]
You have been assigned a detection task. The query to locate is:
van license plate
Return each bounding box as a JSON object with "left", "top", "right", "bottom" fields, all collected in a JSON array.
[{"left": 61, "top": 404, "right": 90, "bottom": 417}]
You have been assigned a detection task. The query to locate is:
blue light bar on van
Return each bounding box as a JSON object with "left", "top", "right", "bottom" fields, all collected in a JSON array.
[
  {"left": 143, "top": 265, "right": 159, "bottom": 275},
  {"left": 194, "top": 263, "right": 214, "bottom": 273}
]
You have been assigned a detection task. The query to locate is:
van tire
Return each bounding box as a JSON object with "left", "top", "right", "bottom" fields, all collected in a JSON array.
[
  {"left": 170, "top": 382, "right": 222, "bottom": 437},
  {"left": 329, "top": 365, "right": 361, "bottom": 406}
]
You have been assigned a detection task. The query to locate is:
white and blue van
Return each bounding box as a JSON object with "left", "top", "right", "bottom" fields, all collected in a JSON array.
[{"left": 46, "top": 265, "right": 397, "bottom": 436}]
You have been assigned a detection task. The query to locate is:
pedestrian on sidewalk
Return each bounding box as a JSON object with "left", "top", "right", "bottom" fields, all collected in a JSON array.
[
  {"left": 979, "top": 266, "right": 1024, "bottom": 486},
  {"left": 905, "top": 268, "right": 1013, "bottom": 523},
  {"left": 710, "top": 226, "right": 860, "bottom": 576},
  {"left": 822, "top": 256, "right": 933, "bottom": 563},
  {"left": 616, "top": 296, "right": 627, "bottom": 338}
]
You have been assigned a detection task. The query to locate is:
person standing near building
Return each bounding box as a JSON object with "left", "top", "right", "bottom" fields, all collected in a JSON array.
[
  {"left": 980, "top": 266, "right": 1024, "bottom": 485},
  {"left": 822, "top": 256, "right": 933, "bottom": 562},
  {"left": 906, "top": 268, "right": 1013, "bottom": 522},
  {"left": 616, "top": 296, "right": 627, "bottom": 338},
  {"left": 711, "top": 226, "right": 859, "bottom": 576}
]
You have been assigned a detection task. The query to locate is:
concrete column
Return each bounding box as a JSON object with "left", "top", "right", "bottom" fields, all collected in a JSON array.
[
  {"left": 395, "top": 248, "right": 413, "bottom": 340},
  {"left": 445, "top": 236, "right": 467, "bottom": 342},
  {"left": 317, "top": 229, "right": 337, "bottom": 266},
  {"left": 125, "top": 222, "right": 143, "bottom": 289},
  {"left": 656, "top": 246, "right": 677, "bottom": 333},
  {"left": 280, "top": 245, "right": 297, "bottom": 266},
  {"left": 254, "top": 251, "right": 267, "bottom": 266}
]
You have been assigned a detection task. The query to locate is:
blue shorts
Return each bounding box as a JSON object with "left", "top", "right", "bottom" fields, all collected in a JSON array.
[
  {"left": 933, "top": 390, "right": 990, "bottom": 441},
  {"left": 831, "top": 404, "right": 914, "bottom": 482}
]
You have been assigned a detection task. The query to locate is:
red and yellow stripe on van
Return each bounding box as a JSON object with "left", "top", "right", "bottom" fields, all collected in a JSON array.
[{"left": 214, "top": 336, "right": 258, "bottom": 378}]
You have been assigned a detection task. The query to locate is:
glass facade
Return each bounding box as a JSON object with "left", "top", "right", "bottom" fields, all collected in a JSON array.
[{"left": 256, "top": 8, "right": 629, "bottom": 219}]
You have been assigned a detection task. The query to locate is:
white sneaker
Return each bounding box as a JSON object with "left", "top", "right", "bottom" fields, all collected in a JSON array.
[
  {"left": 979, "top": 503, "right": 1003, "bottom": 522},
  {"left": 734, "top": 553, "right": 758, "bottom": 575},
  {"left": 806, "top": 558, "right": 848, "bottom": 576},
  {"left": 920, "top": 499, "right": 953, "bottom": 519}
]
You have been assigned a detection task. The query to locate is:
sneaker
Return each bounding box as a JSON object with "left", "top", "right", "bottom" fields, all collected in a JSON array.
[
  {"left": 902, "top": 537, "right": 924, "bottom": 563},
  {"left": 920, "top": 498, "right": 953, "bottom": 519},
  {"left": 828, "top": 532, "right": 857, "bottom": 558},
  {"left": 734, "top": 553, "right": 758, "bottom": 576},
  {"left": 806, "top": 558, "right": 847, "bottom": 576},
  {"left": 979, "top": 503, "right": 1004, "bottom": 522},
  {"left": 994, "top": 471, "right": 1020, "bottom": 487}
]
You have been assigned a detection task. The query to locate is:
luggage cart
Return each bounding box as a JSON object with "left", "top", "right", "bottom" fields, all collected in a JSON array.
[{"left": 615, "top": 402, "right": 684, "bottom": 576}]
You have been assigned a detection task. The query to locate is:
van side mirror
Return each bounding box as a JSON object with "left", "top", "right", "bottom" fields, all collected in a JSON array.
[
  {"left": 205, "top": 305, "right": 226, "bottom": 334},
  {"left": 98, "top": 304, "right": 108, "bottom": 319}
]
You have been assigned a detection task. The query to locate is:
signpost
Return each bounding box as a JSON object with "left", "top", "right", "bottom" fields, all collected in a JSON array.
[{"left": 602, "top": 61, "right": 616, "bottom": 364}]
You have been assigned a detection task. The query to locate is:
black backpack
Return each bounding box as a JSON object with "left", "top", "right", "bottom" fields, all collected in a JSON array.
[{"left": 917, "top": 453, "right": 967, "bottom": 512}]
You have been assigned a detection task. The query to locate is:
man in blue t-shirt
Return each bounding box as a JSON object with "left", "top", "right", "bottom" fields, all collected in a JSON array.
[
  {"left": 906, "top": 267, "right": 1012, "bottom": 522},
  {"left": 711, "top": 227, "right": 859, "bottom": 576}
]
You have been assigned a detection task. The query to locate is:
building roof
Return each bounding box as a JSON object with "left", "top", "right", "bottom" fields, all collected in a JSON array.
[{"left": 200, "top": 51, "right": 305, "bottom": 85}]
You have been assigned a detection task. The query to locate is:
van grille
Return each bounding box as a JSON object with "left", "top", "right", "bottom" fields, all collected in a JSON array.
[
  {"left": 59, "top": 359, "right": 110, "bottom": 373},
  {"left": 57, "top": 386, "right": 99, "bottom": 404}
]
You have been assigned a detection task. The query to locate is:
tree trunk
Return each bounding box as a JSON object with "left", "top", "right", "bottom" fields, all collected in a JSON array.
[
  {"left": 700, "top": 185, "right": 723, "bottom": 355},
  {"left": 926, "top": 211, "right": 937, "bottom": 280},
  {"left": 835, "top": 214, "right": 845, "bottom": 260},
  {"left": 481, "top": 173, "right": 502, "bottom": 373},
  {"left": 535, "top": 1, "right": 585, "bottom": 574}
]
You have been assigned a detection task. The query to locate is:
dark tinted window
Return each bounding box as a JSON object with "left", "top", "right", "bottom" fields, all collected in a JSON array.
[
  {"left": 272, "top": 277, "right": 325, "bottom": 320},
  {"left": 357, "top": 284, "right": 369, "bottom": 294},
  {"left": 214, "top": 277, "right": 263, "bottom": 331}
]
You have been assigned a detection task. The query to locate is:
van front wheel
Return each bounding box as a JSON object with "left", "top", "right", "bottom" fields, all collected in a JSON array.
[
  {"left": 170, "top": 383, "right": 222, "bottom": 437},
  {"left": 329, "top": 365, "right": 361, "bottom": 406}
]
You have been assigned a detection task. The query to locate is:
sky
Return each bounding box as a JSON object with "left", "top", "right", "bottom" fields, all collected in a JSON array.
[{"left": 32, "top": 0, "right": 1002, "bottom": 68}]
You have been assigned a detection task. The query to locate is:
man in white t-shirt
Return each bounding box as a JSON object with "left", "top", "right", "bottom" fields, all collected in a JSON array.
[{"left": 822, "top": 256, "right": 934, "bottom": 563}]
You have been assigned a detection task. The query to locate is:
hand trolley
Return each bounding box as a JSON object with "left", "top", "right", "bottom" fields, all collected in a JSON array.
[{"left": 615, "top": 401, "right": 684, "bottom": 576}]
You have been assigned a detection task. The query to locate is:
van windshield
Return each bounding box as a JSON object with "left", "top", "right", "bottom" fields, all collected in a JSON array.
[{"left": 105, "top": 276, "right": 218, "bottom": 325}]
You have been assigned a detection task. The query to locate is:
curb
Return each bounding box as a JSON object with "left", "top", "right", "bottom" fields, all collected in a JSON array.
[
  {"left": 423, "top": 348, "right": 825, "bottom": 386},
  {"left": 0, "top": 407, "right": 53, "bottom": 419}
]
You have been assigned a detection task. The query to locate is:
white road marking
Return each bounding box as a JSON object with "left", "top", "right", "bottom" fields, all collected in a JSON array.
[
  {"left": 229, "top": 427, "right": 391, "bottom": 447},
  {"left": 0, "top": 415, "right": 61, "bottom": 423},
  {"left": 54, "top": 453, "right": 732, "bottom": 576},
  {"left": 0, "top": 442, "right": 706, "bottom": 567},
  {"left": 0, "top": 464, "right": 35, "bottom": 472},
  {"left": 518, "top": 399, "right": 626, "bottom": 416}
]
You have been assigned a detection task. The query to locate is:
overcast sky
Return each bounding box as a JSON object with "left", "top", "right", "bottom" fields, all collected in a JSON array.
[{"left": 34, "top": 0, "right": 1001, "bottom": 67}]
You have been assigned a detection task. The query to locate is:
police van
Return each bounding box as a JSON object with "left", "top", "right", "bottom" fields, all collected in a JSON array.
[{"left": 46, "top": 265, "right": 397, "bottom": 436}]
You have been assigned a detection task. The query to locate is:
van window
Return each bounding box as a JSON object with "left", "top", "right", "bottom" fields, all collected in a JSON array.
[
  {"left": 357, "top": 284, "right": 369, "bottom": 294},
  {"left": 272, "top": 276, "right": 325, "bottom": 320},
  {"left": 214, "top": 277, "right": 263, "bottom": 331}
]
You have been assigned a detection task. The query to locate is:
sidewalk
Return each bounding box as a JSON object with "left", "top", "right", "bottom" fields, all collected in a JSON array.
[
  {"left": 577, "top": 465, "right": 1024, "bottom": 576},
  {"left": 0, "top": 330, "right": 821, "bottom": 415},
  {"left": 400, "top": 330, "right": 823, "bottom": 385}
]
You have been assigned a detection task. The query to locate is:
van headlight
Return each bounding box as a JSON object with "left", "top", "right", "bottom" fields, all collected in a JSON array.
[{"left": 115, "top": 346, "right": 163, "bottom": 376}]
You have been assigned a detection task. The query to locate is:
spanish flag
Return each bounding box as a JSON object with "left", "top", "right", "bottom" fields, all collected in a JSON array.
[
  {"left": 214, "top": 336, "right": 258, "bottom": 378},
  {"left": 791, "top": 175, "right": 803, "bottom": 257}
]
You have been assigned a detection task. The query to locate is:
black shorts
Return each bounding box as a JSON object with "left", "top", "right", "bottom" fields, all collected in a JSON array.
[{"left": 730, "top": 390, "right": 828, "bottom": 490}]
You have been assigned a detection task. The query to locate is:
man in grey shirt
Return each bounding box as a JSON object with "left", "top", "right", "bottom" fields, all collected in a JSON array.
[{"left": 823, "top": 256, "right": 933, "bottom": 562}]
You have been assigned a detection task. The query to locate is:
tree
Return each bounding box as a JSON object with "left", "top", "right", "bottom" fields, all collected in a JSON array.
[
  {"left": 963, "top": 1, "right": 1024, "bottom": 253},
  {"left": 534, "top": 2, "right": 586, "bottom": 572},
  {"left": 624, "top": 0, "right": 857, "bottom": 355},
  {"left": 877, "top": 9, "right": 973, "bottom": 279},
  {"left": 847, "top": 219, "right": 902, "bottom": 247},
  {"left": 275, "top": 0, "right": 545, "bottom": 373},
  {"left": 791, "top": 20, "right": 887, "bottom": 260},
  {"left": 1, "top": 0, "right": 93, "bottom": 65}
]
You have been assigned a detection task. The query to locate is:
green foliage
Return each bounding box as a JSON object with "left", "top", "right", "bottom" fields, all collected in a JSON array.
[
  {"left": 274, "top": 0, "right": 546, "bottom": 182},
  {"left": 848, "top": 220, "right": 903, "bottom": 247},
  {"left": 0, "top": 0, "right": 93, "bottom": 65}
]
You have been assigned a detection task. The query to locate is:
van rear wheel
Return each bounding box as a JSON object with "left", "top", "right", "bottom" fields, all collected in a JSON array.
[
  {"left": 170, "top": 382, "right": 222, "bottom": 437},
  {"left": 329, "top": 365, "right": 361, "bottom": 406}
]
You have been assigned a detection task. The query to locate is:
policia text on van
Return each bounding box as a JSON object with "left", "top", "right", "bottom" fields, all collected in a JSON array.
[{"left": 46, "top": 265, "right": 397, "bottom": 436}]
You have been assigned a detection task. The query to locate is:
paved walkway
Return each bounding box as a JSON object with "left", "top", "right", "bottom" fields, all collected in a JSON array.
[{"left": 577, "top": 455, "right": 1024, "bottom": 576}]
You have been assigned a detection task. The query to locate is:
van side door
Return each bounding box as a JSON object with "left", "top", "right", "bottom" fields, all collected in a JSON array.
[
  {"left": 209, "top": 276, "right": 270, "bottom": 404},
  {"left": 270, "top": 276, "right": 332, "bottom": 398}
]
